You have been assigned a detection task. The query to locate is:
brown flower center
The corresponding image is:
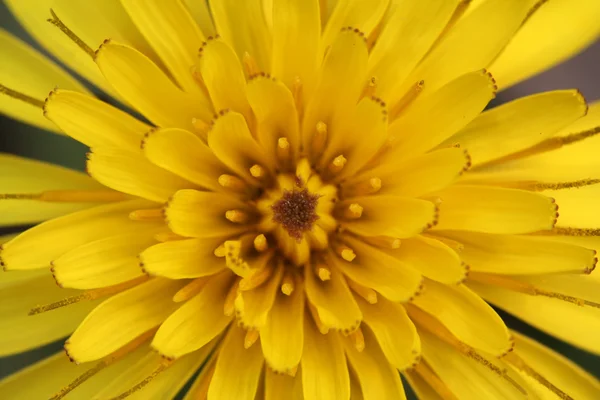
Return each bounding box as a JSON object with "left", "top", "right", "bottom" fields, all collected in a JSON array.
[{"left": 271, "top": 188, "right": 320, "bottom": 241}]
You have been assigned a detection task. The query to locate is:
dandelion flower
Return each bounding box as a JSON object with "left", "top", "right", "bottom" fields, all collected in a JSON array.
[{"left": 1, "top": 0, "right": 600, "bottom": 399}]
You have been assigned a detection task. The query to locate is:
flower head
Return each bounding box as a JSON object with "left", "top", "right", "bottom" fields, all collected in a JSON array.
[{"left": 1, "top": 0, "right": 600, "bottom": 399}]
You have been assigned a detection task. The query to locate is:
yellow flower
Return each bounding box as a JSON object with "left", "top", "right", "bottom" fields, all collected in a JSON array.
[{"left": 1, "top": 0, "right": 600, "bottom": 398}]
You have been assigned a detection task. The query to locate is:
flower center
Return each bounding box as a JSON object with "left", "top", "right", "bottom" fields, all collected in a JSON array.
[{"left": 271, "top": 187, "right": 320, "bottom": 241}]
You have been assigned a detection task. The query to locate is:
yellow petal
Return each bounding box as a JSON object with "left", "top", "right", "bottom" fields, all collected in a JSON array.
[
  {"left": 1, "top": 199, "right": 153, "bottom": 270},
  {"left": 445, "top": 90, "right": 587, "bottom": 166},
  {"left": 490, "top": 0, "right": 600, "bottom": 88},
  {"left": 207, "top": 111, "right": 271, "bottom": 181},
  {"left": 87, "top": 148, "right": 194, "bottom": 202},
  {"left": 0, "top": 29, "right": 89, "bottom": 132},
  {"left": 342, "top": 196, "right": 437, "bottom": 239},
  {"left": 44, "top": 89, "right": 149, "bottom": 150},
  {"left": 182, "top": 0, "right": 216, "bottom": 36},
  {"left": 469, "top": 278, "right": 600, "bottom": 354},
  {"left": 365, "top": 147, "right": 469, "bottom": 198},
  {"left": 438, "top": 231, "right": 596, "bottom": 275},
  {"left": 121, "top": 0, "right": 210, "bottom": 101},
  {"left": 301, "top": 28, "right": 368, "bottom": 157},
  {"left": 412, "top": 279, "right": 512, "bottom": 356},
  {"left": 165, "top": 189, "right": 249, "bottom": 238},
  {"left": 546, "top": 184, "right": 600, "bottom": 229},
  {"left": 152, "top": 272, "right": 234, "bottom": 359},
  {"left": 0, "top": 154, "right": 102, "bottom": 226},
  {"left": 260, "top": 280, "right": 305, "bottom": 372},
  {"left": 66, "top": 278, "right": 182, "bottom": 362},
  {"left": 369, "top": 0, "right": 458, "bottom": 104},
  {"left": 265, "top": 367, "right": 303, "bottom": 400},
  {"left": 511, "top": 330, "right": 600, "bottom": 399},
  {"left": 0, "top": 271, "right": 99, "bottom": 356},
  {"left": 142, "top": 127, "right": 225, "bottom": 192},
  {"left": 140, "top": 237, "right": 226, "bottom": 279},
  {"left": 404, "top": 368, "right": 447, "bottom": 400},
  {"left": 52, "top": 230, "right": 161, "bottom": 289},
  {"left": 387, "top": 70, "right": 495, "bottom": 156},
  {"left": 272, "top": 0, "right": 320, "bottom": 95},
  {"left": 333, "top": 236, "right": 423, "bottom": 303},
  {"left": 247, "top": 76, "right": 300, "bottom": 159},
  {"left": 236, "top": 265, "right": 283, "bottom": 329},
  {"left": 434, "top": 185, "right": 557, "bottom": 234},
  {"left": 198, "top": 39, "right": 254, "bottom": 123},
  {"left": 400, "top": 0, "right": 536, "bottom": 95},
  {"left": 302, "top": 315, "right": 350, "bottom": 400},
  {"left": 342, "top": 326, "right": 406, "bottom": 400},
  {"left": 358, "top": 297, "right": 420, "bottom": 370},
  {"left": 420, "top": 329, "right": 529, "bottom": 399},
  {"left": 304, "top": 263, "right": 362, "bottom": 332},
  {"left": 208, "top": 324, "right": 264, "bottom": 400},
  {"left": 95, "top": 40, "right": 212, "bottom": 130},
  {"left": 392, "top": 235, "right": 467, "bottom": 284}
]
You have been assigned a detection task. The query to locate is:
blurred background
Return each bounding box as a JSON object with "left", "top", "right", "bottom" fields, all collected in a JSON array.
[{"left": 1, "top": 1, "right": 599, "bottom": 398}]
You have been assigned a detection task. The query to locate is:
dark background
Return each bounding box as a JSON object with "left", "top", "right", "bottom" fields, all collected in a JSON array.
[{"left": 1, "top": 1, "right": 599, "bottom": 397}]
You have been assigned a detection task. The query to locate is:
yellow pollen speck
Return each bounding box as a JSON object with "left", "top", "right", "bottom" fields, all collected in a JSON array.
[
  {"left": 344, "top": 203, "right": 363, "bottom": 219},
  {"left": 218, "top": 174, "right": 247, "bottom": 192},
  {"left": 336, "top": 244, "right": 356, "bottom": 262},
  {"left": 281, "top": 272, "right": 295, "bottom": 296},
  {"left": 225, "top": 210, "right": 249, "bottom": 223},
  {"left": 316, "top": 264, "right": 331, "bottom": 281},
  {"left": 329, "top": 155, "right": 347, "bottom": 173},
  {"left": 249, "top": 164, "right": 266, "bottom": 179},
  {"left": 253, "top": 234, "right": 268, "bottom": 252},
  {"left": 312, "top": 121, "right": 328, "bottom": 155}
]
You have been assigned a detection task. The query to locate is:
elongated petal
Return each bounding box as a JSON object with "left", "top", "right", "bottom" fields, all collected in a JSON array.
[
  {"left": 152, "top": 272, "right": 233, "bottom": 359},
  {"left": 420, "top": 329, "right": 530, "bottom": 399},
  {"left": 44, "top": 90, "right": 149, "bottom": 150},
  {"left": 304, "top": 264, "right": 362, "bottom": 332},
  {"left": 66, "top": 278, "right": 182, "bottom": 362},
  {"left": 445, "top": 90, "right": 587, "bottom": 165},
  {"left": 342, "top": 196, "right": 437, "bottom": 239},
  {"left": 387, "top": 70, "right": 495, "bottom": 156},
  {"left": 1, "top": 200, "right": 155, "bottom": 270},
  {"left": 265, "top": 368, "right": 303, "bottom": 400},
  {"left": 260, "top": 281, "right": 305, "bottom": 372},
  {"left": 546, "top": 184, "right": 600, "bottom": 229},
  {"left": 236, "top": 265, "right": 283, "bottom": 329},
  {"left": 165, "top": 189, "right": 249, "bottom": 238},
  {"left": 87, "top": 148, "right": 194, "bottom": 202},
  {"left": 208, "top": 325, "right": 264, "bottom": 400},
  {"left": 412, "top": 279, "right": 511, "bottom": 356},
  {"left": 209, "top": 0, "right": 272, "bottom": 69},
  {"left": 333, "top": 236, "right": 423, "bottom": 303},
  {"left": 392, "top": 235, "right": 467, "bottom": 284},
  {"left": 0, "top": 29, "right": 89, "bottom": 132},
  {"left": 52, "top": 230, "right": 161, "bottom": 289},
  {"left": 95, "top": 40, "right": 212, "bottom": 130},
  {"left": 181, "top": 0, "right": 215, "bottom": 36},
  {"left": 0, "top": 272, "right": 99, "bottom": 356},
  {"left": 142, "top": 128, "right": 226, "bottom": 192},
  {"left": 342, "top": 327, "right": 406, "bottom": 400},
  {"left": 302, "top": 315, "right": 350, "bottom": 400},
  {"left": 369, "top": 0, "right": 458, "bottom": 104},
  {"left": 358, "top": 297, "right": 420, "bottom": 370},
  {"left": 490, "top": 0, "right": 600, "bottom": 89},
  {"left": 140, "top": 237, "right": 226, "bottom": 279},
  {"left": 512, "top": 331, "right": 600, "bottom": 399},
  {"left": 121, "top": 0, "right": 209, "bottom": 99},
  {"left": 439, "top": 231, "right": 596, "bottom": 275},
  {"left": 0, "top": 154, "right": 102, "bottom": 226},
  {"left": 434, "top": 185, "right": 557, "bottom": 234}
]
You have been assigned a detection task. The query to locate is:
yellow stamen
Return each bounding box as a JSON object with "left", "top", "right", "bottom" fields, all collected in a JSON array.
[
  {"left": 315, "top": 263, "right": 331, "bottom": 281},
  {"left": 329, "top": 155, "right": 347, "bottom": 174},
  {"left": 504, "top": 352, "right": 573, "bottom": 400},
  {"left": 47, "top": 9, "right": 95, "bottom": 59},
  {"left": 342, "top": 177, "right": 382, "bottom": 197},
  {"left": 154, "top": 231, "right": 184, "bottom": 242},
  {"left": 223, "top": 279, "right": 240, "bottom": 316},
  {"left": 51, "top": 329, "right": 157, "bottom": 400},
  {"left": 292, "top": 76, "right": 304, "bottom": 118},
  {"left": 191, "top": 117, "right": 210, "bottom": 136},
  {"left": 0, "top": 84, "right": 45, "bottom": 108},
  {"left": 172, "top": 277, "right": 210, "bottom": 303},
  {"left": 0, "top": 190, "right": 127, "bottom": 203},
  {"left": 281, "top": 271, "right": 295, "bottom": 296},
  {"left": 129, "top": 208, "right": 163, "bottom": 221},
  {"left": 214, "top": 244, "right": 227, "bottom": 258},
  {"left": 362, "top": 76, "right": 378, "bottom": 98},
  {"left": 343, "top": 203, "right": 363, "bottom": 219},
  {"left": 409, "top": 362, "right": 459, "bottom": 400},
  {"left": 307, "top": 301, "right": 329, "bottom": 334},
  {"left": 347, "top": 278, "right": 377, "bottom": 304},
  {"left": 363, "top": 236, "right": 401, "bottom": 249},
  {"left": 349, "top": 327, "right": 365, "bottom": 352},
  {"left": 29, "top": 277, "right": 147, "bottom": 315},
  {"left": 249, "top": 164, "right": 266, "bottom": 179},
  {"left": 110, "top": 359, "right": 173, "bottom": 400},
  {"left": 243, "top": 52, "right": 259, "bottom": 77},
  {"left": 391, "top": 79, "right": 425, "bottom": 118},
  {"left": 277, "top": 137, "right": 291, "bottom": 164},
  {"left": 336, "top": 244, "right": 356, "bottom": 262},
  {"left": 295, "top": 158, "right": 312, "bottom": 185},
  {"left": 253, "top": 234, "right": 268, "bottom": 252},
  {"left": 312, "top": 121, "right": 328, "bottom": 156},
  {"left": 244, "top": 329, "right": 260, "bottom": 349},
  {"left": 225, "top": 210, "right": 249, "bottom": 223},
  {"left": 239, "top": 264, "right": 274, "bottom": 291},
  {"left": 286, "top": 365, "right": 298, "bottom": 377},
  {"left": 218, "top": 174, "right": 248, "bottom": 193}
]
